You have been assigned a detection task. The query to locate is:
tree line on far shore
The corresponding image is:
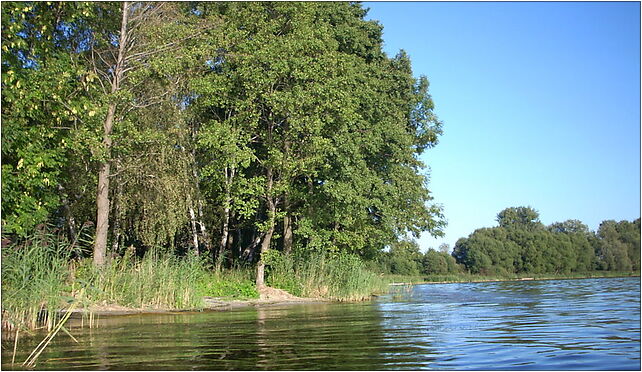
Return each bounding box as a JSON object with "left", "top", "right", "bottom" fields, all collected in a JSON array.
[{"left": 380, "top": 206, "right": 640, "bottom": 277}]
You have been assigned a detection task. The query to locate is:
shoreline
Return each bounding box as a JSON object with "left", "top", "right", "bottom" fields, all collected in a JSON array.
[
  {"left": 53, "top": 273, "right": 640, "bottom": 320},
  {"left": 63, "top": 295, "right": 334, "bottom": 319},
  {"left": 389, "top": 273, "right": 641, "bottom": 286}
]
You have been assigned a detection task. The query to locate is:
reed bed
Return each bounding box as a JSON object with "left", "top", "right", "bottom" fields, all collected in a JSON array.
[
  {"left": 1, "top": 230, "right": 72, "bottom": 333},
  {"left": 75, "top": 251, "right": 207, "bottom": 310},
  {"left": 265, "top": 250, "right": 389, "bottom": 301}
]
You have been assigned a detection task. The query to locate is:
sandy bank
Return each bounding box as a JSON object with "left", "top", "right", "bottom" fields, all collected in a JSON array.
[{"left": 64, "top": 286, "right": 330, "bottom": 318}]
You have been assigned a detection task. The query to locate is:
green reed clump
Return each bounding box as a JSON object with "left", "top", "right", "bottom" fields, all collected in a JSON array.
[
  {"left": 75, "top": 250, "right": 207, "bottom": 310},
  {"left": 1, "top": 230, "right": 72, "bottom": 332},
  {"left": 265, "top": 250, "right": 388, "bottom": 301}
]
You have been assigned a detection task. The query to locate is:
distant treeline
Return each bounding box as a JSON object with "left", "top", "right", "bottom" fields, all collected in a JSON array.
[{"left": 379, "top": 206, "right": 640, "bottom": 276}]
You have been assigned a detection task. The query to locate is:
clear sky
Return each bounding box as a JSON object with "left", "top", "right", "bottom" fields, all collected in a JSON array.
[{"left": 364, "top": 1, "right": 641, "bottom": 252}]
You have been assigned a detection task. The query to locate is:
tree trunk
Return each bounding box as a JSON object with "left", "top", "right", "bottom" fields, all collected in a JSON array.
[
  {"left": 188, "top": 202, "right": 199, "bottom": 255},
  {"left": 111, "top": 177, "right": 122, "bottom": 256},
  {"left": 196, "top": 200, "right": 211, "bottom": 252},
  {"left": 58, "top": 185, "right": 77, "bottom": 241},
  {"left": 243, "top": 229, "right": 263, "bottom": 262},
  {"left": 256, "top": 166, "right": 276, "bottom": 288},
  {"left": 217, "top": 204, "right": 230, "bottom": 271},
  {"left": 93, "top": 104, "right": 116, "bottom": 266},
  {"left": 217, "top": 166, "right": 234, "bottom": 271},
  {"left": 93, "top": 1, "right": 130, "bottom": 266},
  {"left": 283, "top": 194, "right": 293, "bottom": 254},
  {"left": 256, "top": 222, "right": 274, "bottom": 288}
]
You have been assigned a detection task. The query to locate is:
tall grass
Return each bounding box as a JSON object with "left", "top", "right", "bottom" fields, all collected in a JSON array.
[
  {"left": 2, "top": 230, "right": 72, "bottom": 333},
  {"left": 2, "top": 228, "right": 267, "bottom": 335},
  {"left": 264, "top": 250, "right": 388, "bottom": 301},
  {"left": 75, "top": 250, "right": 207, "bottom": 310}
]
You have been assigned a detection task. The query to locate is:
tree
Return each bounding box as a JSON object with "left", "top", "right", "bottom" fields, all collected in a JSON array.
[
  {"left": 82, "top": 2, "right": 213, "bottom": 264},
  {"left": 497, "top": 206, "right": 542, "bottom": 231},
  {"left": 595, "top": 219, "right": 638, "bottom": 271},
  {"left": 1, "top": 2, "right": 101, "bottom": 237},
  {"left": 388, "top": 240, "right": 422, "bottom": 275},
  {"left": 438, "top": 243, "right": 450, "bottom": 253},
  {"left": 191, "top": 2, "right": 444, "bottom": 287},
  {"left": 423, "top": 249, "right": 446, "bottom": 274},
  {"left": 548, "top": 219, "right": 589, "bottom": 234}
]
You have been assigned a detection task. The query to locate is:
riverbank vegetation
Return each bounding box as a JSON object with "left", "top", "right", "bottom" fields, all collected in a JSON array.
[{"left": 2, "top": 1, "right": 445, "bottom": 332}]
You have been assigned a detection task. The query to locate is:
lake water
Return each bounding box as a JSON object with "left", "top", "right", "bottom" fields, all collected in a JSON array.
[{"left": 2, "top": 277, "right": 640, "bottom": 370}]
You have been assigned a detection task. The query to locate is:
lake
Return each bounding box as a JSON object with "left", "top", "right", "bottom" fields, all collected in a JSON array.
[{"left": 2, "top": 277, "right": 640, "bottom": 370}]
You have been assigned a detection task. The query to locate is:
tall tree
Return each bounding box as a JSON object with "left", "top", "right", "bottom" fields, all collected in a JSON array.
[
  {"left": 83, "top": 2, "right": 214, "bottom": 263},
  {"left": 190, "top": 2, "right": 445, "bottom": 287}
]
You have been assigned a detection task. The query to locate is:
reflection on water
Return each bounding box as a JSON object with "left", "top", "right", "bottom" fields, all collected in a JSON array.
[{"left": 1, "top": 277, "right": 640, "bottom": 370}]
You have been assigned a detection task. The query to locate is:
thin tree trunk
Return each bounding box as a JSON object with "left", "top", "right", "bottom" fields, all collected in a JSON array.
[
  {"left": 217, "top": 204, "right": 230, "bottom": 271},
  {"left": 226, "top": 221, "right": 234, "bottom": 252},
  {"left": 93, "top": 1, "right": 130, "bottom": 266},
  {"left": 256, "top": 166, "right": 276, "bottom": 288},
  {"left": 283, "top": 194, "right": 293, "bottom": 254},
  {"left": 196, "top": 200, "right": 211, "bottom": 252},
  {"left": 188, "top": 202, "right": 199, "bottom": 255},
  {"left": 58, "top": 185, "right": 77, "bottom": 241},
  {"left": 282, "top": 136, "right": 293, "bottom": 254},
  {"left": 217, "top": 166, "right": 234, "bottom": 271},
  {"left": 242, "top": 229, "right": 263, "bottom": 262}
]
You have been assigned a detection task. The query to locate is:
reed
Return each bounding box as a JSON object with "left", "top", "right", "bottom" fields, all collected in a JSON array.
[
  {"left": 265, "top": 250, "right": 388, "bottom": 301},
  {"left": 21, "top": 289, "right": 83, "bottom": 368},
  {"left": 75, "top": 251, "right": 207, "bottom": 310},
  {"left": 1, "top": 230, "right": 72, "bottom": 333}
]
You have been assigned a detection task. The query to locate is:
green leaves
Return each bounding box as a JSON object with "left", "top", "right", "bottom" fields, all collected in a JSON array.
[
  {"left": 454, "top": 207, "right": 640, "bottom": 275},
  {"left": 2, "top": 2, "right": 446, "bottom": 266}
]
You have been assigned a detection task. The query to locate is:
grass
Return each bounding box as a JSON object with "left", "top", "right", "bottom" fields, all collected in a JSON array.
[
  {"left": 264, "top": 250, "right": 389, "bottom": 301},
  {"left": 74, "top": 250, "right": 207, "bottom": 310},
  {"left": 1, "top": 230, "right": 73, "bottom": 333},
  {"left": 6, "top": 230, "right": 635, "bottom": 334},
  {"left": 196, "top": 266, "right": 259, "bottom": 300},
  {"left": 1, "top": 231, "right": 260, "bottom": 334}
]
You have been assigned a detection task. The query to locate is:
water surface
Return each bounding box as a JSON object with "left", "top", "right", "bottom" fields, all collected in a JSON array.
[{"left": 2, "top": 277, "right": 639, "bottom": 370}]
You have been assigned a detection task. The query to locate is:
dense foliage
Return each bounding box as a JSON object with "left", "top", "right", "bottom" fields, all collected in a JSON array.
[
  {"left": 1, "top": 1, "right": 444, "bottom": 288},
  {"left": 377, "top": 207, "right": 639, "bottom": 278},
  {"left": 452, "top": 207, "right": 640, "bottom": 275}
]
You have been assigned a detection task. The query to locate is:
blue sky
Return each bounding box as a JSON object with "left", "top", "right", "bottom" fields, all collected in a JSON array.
[{"left": 364, "top": 1, "right": 641, "bottom": 251}]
